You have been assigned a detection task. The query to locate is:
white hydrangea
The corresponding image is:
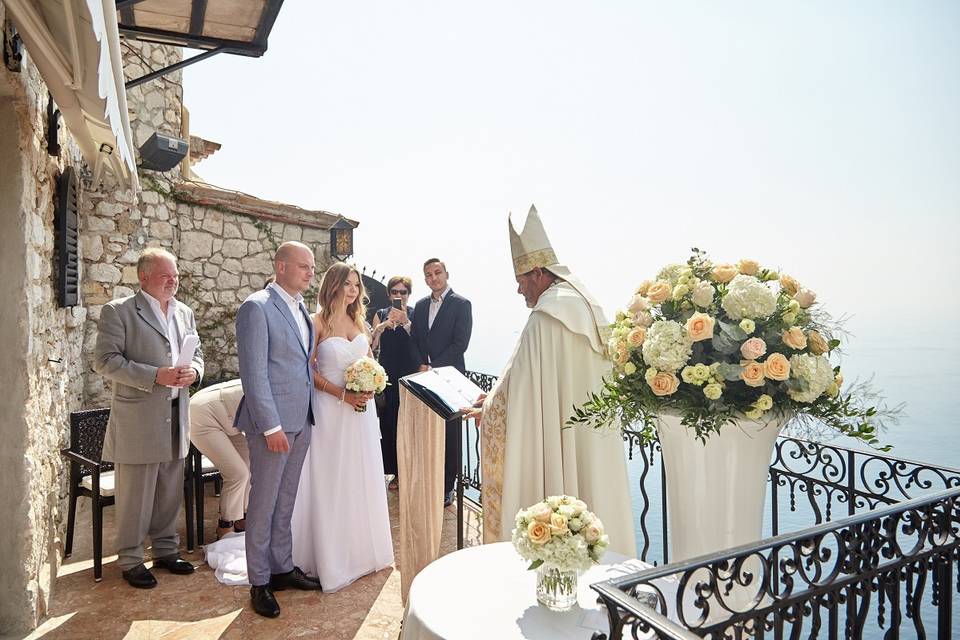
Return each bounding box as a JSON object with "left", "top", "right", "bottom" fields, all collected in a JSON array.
[
  {"left": 641, "top": 321, "right": 693, "bottom": 373},
  {"left": 788, "top": 354, "right": 834, "bottom": 403},
  {"left": 721, "top": 274, "right": 778, "bottom": 320},
  {"left": 656, "top": 264, "right": 686, "bottom": 286}
]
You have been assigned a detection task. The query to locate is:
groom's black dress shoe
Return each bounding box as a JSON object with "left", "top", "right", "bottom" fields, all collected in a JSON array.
[
  {"left": 153, "top": 554, "right": 195, "bottom": 575},
  {"left": 122, "top": 564, "right": 157, "bottom": 589},
  {"left": 250, "top": 585, "right": 281, "bottom": 618},
  {"left": 270, "top": 567, "right": 322, "bottom": 591}
]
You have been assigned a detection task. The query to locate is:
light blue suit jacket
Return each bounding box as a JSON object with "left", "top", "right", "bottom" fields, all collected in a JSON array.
[{"left": 234, "top": 287, "right": 315, "bottom": 435}]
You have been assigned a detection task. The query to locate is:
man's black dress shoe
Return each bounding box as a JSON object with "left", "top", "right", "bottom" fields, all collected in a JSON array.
[
  {"left": 270, "top": 566, "right": 322, "bottom": 591},
  {"left": 122, "top": 564, "right": 157, "bottom": 589},
  {"left": 250, "top": 585, "right": 281, "bottom": 618},
  {"left": 443, "top": 491, "right": 455, "bottom": 507},
  {"left": 154, "top": 554, "right": 195, "bottom": 575}
]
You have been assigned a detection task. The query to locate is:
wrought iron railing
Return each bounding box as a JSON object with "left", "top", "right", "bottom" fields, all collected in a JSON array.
[
  {"left": 455, "top": 373, "right": 960, "bottom": 638},
  {"left": 591, "top": 486, "right": 960, "bottom": 640}
]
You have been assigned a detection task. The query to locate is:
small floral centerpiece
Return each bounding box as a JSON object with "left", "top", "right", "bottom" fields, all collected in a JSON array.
[
  {"left": 512, "top": 495, "right": 609, "bottom": 611},
  {"left": 344, "top": 357, "right": 388, "bottom": 412},
  {"left": 570, "top": 249, "right": 899, "bottom": 447}
]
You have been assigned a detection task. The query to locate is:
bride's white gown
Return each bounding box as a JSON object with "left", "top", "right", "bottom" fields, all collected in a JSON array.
[{"left": 291, "top": 334, "right": 394, "bottom": 592}]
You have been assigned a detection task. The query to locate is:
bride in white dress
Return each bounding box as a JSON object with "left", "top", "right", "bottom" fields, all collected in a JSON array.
[{"left": 291, "top": 263, "right": 394, "bottom": 592}]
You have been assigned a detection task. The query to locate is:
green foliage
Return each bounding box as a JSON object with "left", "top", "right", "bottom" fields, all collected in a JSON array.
[{"left": 570, "top": 249, "right": 901, "bottom": 450}]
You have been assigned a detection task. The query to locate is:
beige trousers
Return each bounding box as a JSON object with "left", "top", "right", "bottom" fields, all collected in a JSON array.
[{"left": 189, "top": 422, "right": 251, "bottom": 522}]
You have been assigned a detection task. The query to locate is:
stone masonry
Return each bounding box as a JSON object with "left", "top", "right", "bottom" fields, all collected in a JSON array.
[{"left": 0, "top": 24, "right": 350, "bottom": 633}]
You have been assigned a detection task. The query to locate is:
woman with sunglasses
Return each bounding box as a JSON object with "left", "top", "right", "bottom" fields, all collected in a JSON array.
[{"left": 371, "top": 276, "right": 417, "bottom": 488}]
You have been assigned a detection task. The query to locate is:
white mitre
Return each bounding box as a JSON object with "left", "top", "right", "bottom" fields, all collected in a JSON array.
[{"left": 508, "top": 205, "right": 609, "bottom": 352}]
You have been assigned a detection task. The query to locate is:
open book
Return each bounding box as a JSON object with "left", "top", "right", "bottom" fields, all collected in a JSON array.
[{"left": 399, "top": 367, "right": 486, "bottom": 420}]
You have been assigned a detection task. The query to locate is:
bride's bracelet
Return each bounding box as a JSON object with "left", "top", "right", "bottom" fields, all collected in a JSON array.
[
  {"left": 339, "top": 388, "right": 346, "bottom": 405},
  {"left": 320, "top": 379, "right": 328, "bottom": 393}
]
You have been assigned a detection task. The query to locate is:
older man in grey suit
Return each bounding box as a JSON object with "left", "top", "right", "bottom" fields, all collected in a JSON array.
[
  {"left": 235, "top": 241, "right": 322, "bottom": 618},
  {"left": 93, "top": 247, "right": 204, "bottom": 588}
]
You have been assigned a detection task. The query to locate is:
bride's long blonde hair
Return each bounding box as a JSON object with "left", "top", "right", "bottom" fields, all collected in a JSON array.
[{"left": 315, "top": 262, "right": 368, "bottom": 338}]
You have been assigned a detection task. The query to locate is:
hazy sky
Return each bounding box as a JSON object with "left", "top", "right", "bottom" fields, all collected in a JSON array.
[{"left": 183, "top": 1, "right": 959, "bottom": 375}]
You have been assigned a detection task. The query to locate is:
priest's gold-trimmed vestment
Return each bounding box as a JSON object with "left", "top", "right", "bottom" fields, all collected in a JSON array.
[{"left": 480, "top": 281, "right": 637, "bottom": 556}]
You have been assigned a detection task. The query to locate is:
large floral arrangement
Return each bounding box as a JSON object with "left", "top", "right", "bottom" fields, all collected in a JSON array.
[
  {"left": 512, "top": 495, "right": 609, "bottom": 573},
  {"left": 344, "top": 356, "right": 388, "bottom": 412},
  {"left": 570, "top": 250, "right": 898, "bottom": 447}
]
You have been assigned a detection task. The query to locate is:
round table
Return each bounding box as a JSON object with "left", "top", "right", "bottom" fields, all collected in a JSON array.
[{"left": 401, "top": 542, "right": 649, "bottom": 640}]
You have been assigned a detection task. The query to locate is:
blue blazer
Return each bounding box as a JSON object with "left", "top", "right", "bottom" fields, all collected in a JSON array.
[
  {"left": 410, "top": 288, "right": 473, "bottom": 374},
  {"left": 234, "top": 287, "right": 315, "bottom": 435}
]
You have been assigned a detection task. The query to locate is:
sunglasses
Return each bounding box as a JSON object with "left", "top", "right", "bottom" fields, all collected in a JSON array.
[{"left": 390, "top": 288, "right": 409, "bottom": 295}]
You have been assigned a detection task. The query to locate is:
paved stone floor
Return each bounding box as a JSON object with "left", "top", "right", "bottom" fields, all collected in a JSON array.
[{"left": 19, "top": 483, "right": 482, "bottom": 640}]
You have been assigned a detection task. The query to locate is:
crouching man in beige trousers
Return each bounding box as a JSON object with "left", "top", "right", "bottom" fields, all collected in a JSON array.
[{"left": 189, "top": 379, "right": 250, "bottom": 539}]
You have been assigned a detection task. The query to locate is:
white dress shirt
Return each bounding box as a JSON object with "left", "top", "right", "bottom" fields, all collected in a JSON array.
[
  {"left": 268, "top": 282, "right": 309, "bottom": 348},
  {"left": 141, "top": 290, "right": 181, "bottom": 399},
  {"left": 428, "top": 286, "right": 450, "bottom": 331},
  {"left": 264, "top": 283, "right": 310, "bottom": 436}
]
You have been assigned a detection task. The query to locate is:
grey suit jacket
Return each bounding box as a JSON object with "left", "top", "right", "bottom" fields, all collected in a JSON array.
[
  {"left": 94, "top": 291, "right": 205, "bottom": 464},
  {"left": 234, "top": 287, "right": 314, "bottom": 436}
]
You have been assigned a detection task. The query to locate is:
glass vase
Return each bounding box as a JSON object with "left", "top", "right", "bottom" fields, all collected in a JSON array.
[{"left": 535, "top": 565, "right": 579, "bottom": 611}]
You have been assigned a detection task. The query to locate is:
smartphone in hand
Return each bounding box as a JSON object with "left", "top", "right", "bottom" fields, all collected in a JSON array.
[{"left": 391, "top": 298, "right": 404, "bottom": 310}]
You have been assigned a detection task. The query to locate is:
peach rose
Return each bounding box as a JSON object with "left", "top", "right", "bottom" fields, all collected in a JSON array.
[
  {"left": 741, "top": 361, "right": 766, "bottom": 387},
  {"left": 738, "top": 259, "right": 760, "bottom": 276},
  {"left": 527, "top": 520, "right": 552, "bottom": 544},
  {"left": 636, "top": 280, "right": 654, "bottom": 296},
  {"left": 807, "top": 330, "right": 829, "bottom": 355},
  {"left": 780, "top": 274, "right": 801, "bottom": 296},
  {"left": 793, "top": 288, "right": 817, "bottom": 309},
  {"left": 614, "top": 346, "right": 630, "bottom": 364},
  {"left": 740, "top": 337, "right": 767, "bottom": 360},
  {"left": 628, "top": 294, "right": 650, "bottom": 314},
  {"left": 782, "top": 326, "right": 808, "bottom": 350},
  {"left": 647, "top": 371, "right": 680, "bottom": 396},
  {"left": 549, "top": 512, "right": 569, "bottom": 536},
  {"left": 633, "top": 310, "right": 654, "bottom": 328},
  {"left": 646, "top": 281, "right": 672, "bottom": 303},
  {"left": 626, "top": 327, "right": 647, "bottom": 348},
  {"left": 711, "top": 263, "right": 739, "bottom": 284},
  {"left": 530, "top": 503, "right": 553, "bottom": 523},
  {"left": 764, "top": 353, "right": 791, "bottom": 381},
  {"left": 685, "top": 312, "right": 716, "bottom": 342},
  {"left": 583, "top": 523, "right": 602, "bottom": 543}
]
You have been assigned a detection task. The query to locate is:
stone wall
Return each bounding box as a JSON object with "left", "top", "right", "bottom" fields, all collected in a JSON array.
[
  {"left": 0, "top": 29, "right": 347, "bottom": 633},
  {"left": 0, "top": 4, "right": 88, "bottom": 631},
  {"left": 80, "top": 41, "right": 340, "bottom": 403}
]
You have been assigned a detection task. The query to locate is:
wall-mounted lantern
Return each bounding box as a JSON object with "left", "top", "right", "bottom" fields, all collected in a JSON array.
[{"left": 330, "top": 216, "right": 355, "bottom": 262}]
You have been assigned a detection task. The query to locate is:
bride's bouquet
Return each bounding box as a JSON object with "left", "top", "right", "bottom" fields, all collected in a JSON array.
[{"left": 344, "top": 357, "right": 388, "bottom": 413}]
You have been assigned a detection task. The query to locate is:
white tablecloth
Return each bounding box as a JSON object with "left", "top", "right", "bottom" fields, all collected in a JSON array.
[{"left": 401, "top": 542, "right": 663, "bottom": 640}]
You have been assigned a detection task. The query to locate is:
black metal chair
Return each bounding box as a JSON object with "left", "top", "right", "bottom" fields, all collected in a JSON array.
[
  {"left": 62, "top": 408, "right": 197, "bottom": 581},
  {"left": 188, "top": 444, "right": 222, "bottom": 546},
  {"left": 62, "top": 408, "right": 113, "bottom": 581}
]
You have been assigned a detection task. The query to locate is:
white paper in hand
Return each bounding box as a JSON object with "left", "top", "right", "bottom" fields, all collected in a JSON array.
[{"left": 175, "top": 334, "right": 199, "bottom": 368}]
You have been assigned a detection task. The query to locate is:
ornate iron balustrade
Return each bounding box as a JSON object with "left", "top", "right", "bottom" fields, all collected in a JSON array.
[
  {"left": 621, "top": 435, "right": 960, "bottom": 567},
  {"left": 769, "top": 437, "right": 960, "bottom": 531},
  {"left": 591, "top": 486, "right": 960, "bottom": 640},
  {"left": 459, "top": 371, "right": 498, "bottom": 502},
  {"left": 455, "top": 374, "right": 960, "bottom": 638}
]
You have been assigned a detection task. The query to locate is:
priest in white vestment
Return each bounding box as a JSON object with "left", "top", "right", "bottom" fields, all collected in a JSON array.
[{"left": 479, "top": 206, "right": 636, "bottom": 556}]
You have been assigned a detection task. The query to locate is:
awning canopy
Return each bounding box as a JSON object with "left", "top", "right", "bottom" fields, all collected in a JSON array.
[
  {"left": 5, "top": 0, "right": 139, "bottom": 191},
  {"left": 117, "top": 0, "right": 283, "bottom": 57}
]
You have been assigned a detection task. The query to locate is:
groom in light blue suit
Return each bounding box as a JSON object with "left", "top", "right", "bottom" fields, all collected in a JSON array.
[{"left": 235, "top": 241, "right": 322, "bottom": 618}]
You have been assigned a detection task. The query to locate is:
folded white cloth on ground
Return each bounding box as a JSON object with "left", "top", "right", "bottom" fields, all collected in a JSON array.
[{"left": 203, "top": 532, "right": 249, "bottom": 586}]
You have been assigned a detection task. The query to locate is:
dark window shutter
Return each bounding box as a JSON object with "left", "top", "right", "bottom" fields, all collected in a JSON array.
[{"left": 55, "top": 166, "right": 79, "bottom": 307}]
